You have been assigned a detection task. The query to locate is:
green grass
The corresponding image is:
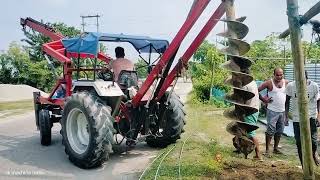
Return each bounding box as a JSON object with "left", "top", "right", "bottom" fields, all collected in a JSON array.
[
  {"left": 140, "top": 96, "right": 320, "bottom": 179},
  {"left": 141, "top": 140, "right": 229, "bottom": 180},
  {"left": 140, "top": 102, "right": 236, "bottom": 179},
  {"left": 0, "top": 99, "right": 34, "bottom": 118},
  {"left": 286, "top": 136, "right": 297, "bottom": 145},
  {"left": 0, "top": 99, "right": 33, "bottom": 110}
]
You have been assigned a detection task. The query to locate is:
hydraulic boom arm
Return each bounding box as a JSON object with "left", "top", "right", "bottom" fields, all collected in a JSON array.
[
  {"left": 20, "top": 17, "right": 111, "bottom": 98},
  {"left": 131, "top": 0, "right": 226, "bottom": 107},
  {"left": 21, "top": 17, "right": 64, "bottom": 41},
  {"left": 20, "top": 17, "right": 111, "bottom": 63}
]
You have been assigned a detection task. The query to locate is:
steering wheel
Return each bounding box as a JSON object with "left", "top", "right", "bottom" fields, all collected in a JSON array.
[{"left": 96, "top": 64, "right": 113, "bottom": 81}]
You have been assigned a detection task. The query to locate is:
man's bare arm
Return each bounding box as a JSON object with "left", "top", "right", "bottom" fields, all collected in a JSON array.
[
  {"left": 258, "top": 80, "right": 272, "bottom": 103},
  {"left": 258, "top": 80, "right": 270, "bottom": 92}
]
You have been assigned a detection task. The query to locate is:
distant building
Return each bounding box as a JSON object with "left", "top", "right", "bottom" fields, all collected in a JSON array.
[{"left": 285, "top": 63, "right": 320, "bottom": 85}]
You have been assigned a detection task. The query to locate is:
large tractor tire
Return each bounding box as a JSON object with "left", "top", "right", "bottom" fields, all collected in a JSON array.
[
  {"left": 61, "top": 92, "right": 115, "bottom": 169},
  {"left": 146, "top": 92, "right": 186, "bottom": 148},
  {"left": 39, "top": 109, "right": 52, "bottom": 146}
]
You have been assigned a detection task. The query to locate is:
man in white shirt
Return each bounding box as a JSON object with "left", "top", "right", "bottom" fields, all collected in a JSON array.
[
  {"left": 258, "top": 68, "right": 288, "bottom": 156},
  {"left": 285, "top": 71, "right": 320, "bottom": 166}
]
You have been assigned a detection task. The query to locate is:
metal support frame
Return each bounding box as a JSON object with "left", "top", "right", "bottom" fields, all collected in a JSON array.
[
  {"left": 131, "top": 0, "right": 211, "bottom": 107},
  {"left": 21, "top": 17, "right": 64, "bottom": 41},
  {"left": 156, "top": 2, "right": 226, "bottom": 100},
  {"left": 21, "top": 1, "right": 226, "bottom": 110},
  {"left": 81, "top": 14, "right": 100, "bottom": 33},
  {"left": 20, "top": 17, "right": 112, "bottom": 106},
  {"left": 279, "top": 1, "right": 320, "bottom": 39}
]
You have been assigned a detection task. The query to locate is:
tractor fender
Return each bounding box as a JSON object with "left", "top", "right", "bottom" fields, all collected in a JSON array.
[{"left": 72, "top": 80, "right": 124, "bottom": 97}]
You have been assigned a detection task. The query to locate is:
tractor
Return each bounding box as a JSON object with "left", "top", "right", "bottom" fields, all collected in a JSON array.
[{"left": 21, "top": 0, "right": 226, "bottom": 169}]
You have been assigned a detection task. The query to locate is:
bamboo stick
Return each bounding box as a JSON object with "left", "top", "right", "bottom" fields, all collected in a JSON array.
[{"left": 286, "top": 0, "right": 314, "bottom": 179}]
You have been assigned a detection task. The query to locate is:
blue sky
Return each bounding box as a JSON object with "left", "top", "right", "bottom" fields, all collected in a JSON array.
[{"left": 1, "top": 0, "right": 319, "bottom": 59}]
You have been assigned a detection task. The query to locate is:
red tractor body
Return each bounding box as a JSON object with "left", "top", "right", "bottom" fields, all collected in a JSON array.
[{"left": 21, "top": 1, "right": 226, "bottom": 168}]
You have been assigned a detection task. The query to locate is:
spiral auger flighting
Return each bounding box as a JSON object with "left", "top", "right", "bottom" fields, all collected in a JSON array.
[{"left": 219, "top": 0, "right": 259, "bottom": 159}]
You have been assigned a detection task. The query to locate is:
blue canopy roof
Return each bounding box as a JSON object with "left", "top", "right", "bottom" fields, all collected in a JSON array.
[{"left": 62, "top": 32, "right": 169, "bottom": 57}]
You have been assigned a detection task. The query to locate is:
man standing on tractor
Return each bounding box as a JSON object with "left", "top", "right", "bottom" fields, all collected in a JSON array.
[
  {"left": 258, "top": 67, "right": 288, "bottom": 157},
  {"left": 111, "top": 46, "right": 135, "bottom": 82}
]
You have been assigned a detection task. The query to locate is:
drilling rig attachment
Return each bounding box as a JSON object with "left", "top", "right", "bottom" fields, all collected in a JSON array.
[{"left": 219, "top": 1, "right": 259, "bottom": 158}]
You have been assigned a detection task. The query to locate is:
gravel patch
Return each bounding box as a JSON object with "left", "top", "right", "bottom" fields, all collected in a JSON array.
[{"left": 0, "top": 84, "right": 47, "bottom": 102}]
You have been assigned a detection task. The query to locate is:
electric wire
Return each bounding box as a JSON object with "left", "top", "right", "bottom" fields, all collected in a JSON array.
[
  {"left": 139, "top": 133, "right": 203, "bottom": 180},
  {"left": 154, "top": 145, "right": 176, "bottom": 180},
  {"left": 138, "top": 150, "right": 167, "bottom": 180},
  {"left": 178, "top": 134, "right": 194, "bottom": 180}
]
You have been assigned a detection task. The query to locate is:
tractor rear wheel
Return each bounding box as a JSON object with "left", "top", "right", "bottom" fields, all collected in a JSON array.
[
  {"left": 39, "top": 109, "right": 52, "bottom": 146},
  {"left": 61, "top": 92, "right": 115, "bottom": 169},
  {"left": 146, "top": 92, "right": 186, "bottom": 148}
]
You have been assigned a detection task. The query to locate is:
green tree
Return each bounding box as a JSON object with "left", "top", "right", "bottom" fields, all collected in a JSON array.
[
  {"left": 247, "top": 33, "right": 290, "bottom": 80},
  {"left": 191, "top": 41, "right": 228, "bottom": 103},
  {"left": 1, "top": 42, "right": 54, "bottom": 91},
  {"left": 193, "top": 40, "right": 213, "bottom": 63},
  {"left": 190, "top": 32, "right": 320, "bottom": 105},
  {"left": 0, "top": 53, "right": 15, "bottom": 84},
  {"left": 302, "top": 41, "right": 320, "bottom": 63},
  {"left": 22, "top": 22, "right": 80, "bottom": 62},
  {"left": 19, "top": 21, "right": 81, "bottom": 90},
  {"left": 0, "top": 21, "right": 81, "bottom": 91},
  {"left": 134, "top": 59, "right": 148, "bottom": 78}
]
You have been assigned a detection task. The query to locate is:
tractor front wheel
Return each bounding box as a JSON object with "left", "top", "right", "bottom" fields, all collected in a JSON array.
[
  {"left": 39, "top": 109, "right": 52, "bottom": 146},
  {"left": 61, "top": 92, "right": 115, "bottom": 169}
]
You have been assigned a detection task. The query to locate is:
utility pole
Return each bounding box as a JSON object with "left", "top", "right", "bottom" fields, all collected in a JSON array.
[
  {"left": 286, "top": 0, "right": 314, "bottom": 179},
  {"left": 80, "top": 14, "right": 100, "bottom": 33},
  {"left": 80, "top": 14, "right": 101, "bottom": 68}
]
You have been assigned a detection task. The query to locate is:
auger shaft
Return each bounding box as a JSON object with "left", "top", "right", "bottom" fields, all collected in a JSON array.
[{"left": 222, "top": 0, "right": 259, "bottom": 158}]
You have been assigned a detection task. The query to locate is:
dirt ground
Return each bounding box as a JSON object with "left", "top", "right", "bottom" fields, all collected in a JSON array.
[{"left": 219, "top": 160, "right": 320, "bottom": 180}]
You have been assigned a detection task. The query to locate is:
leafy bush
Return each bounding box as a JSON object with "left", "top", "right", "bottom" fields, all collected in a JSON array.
[
  {"left": 210, "top": 97, "right": 232, "bottom": 108},
  {"left": 190, "top": 41, "right": 229, "bottom": 104},
  {"left": 134, "top": 58, "right": 148, "bottom": 78}
]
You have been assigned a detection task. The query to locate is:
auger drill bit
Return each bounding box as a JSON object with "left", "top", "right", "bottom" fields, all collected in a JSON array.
[
  {"left": 219, "top": 0, "right": 259, "bottom": 158},
  {"left": 217, "top": 20, "right": 249, "bottom": 39}
]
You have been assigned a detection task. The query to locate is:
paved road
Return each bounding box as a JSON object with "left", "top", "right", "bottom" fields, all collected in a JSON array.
[{"left": 0, "top": 80, "right": 192, "bottom": 180}]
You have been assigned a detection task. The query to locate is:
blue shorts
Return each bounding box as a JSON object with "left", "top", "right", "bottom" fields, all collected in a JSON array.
[
  {"left": 266, "top": 109, "right": 285, "bottom": 136},
  {"left": 244, "top": 112, "right": 259, "bottom": 138}
]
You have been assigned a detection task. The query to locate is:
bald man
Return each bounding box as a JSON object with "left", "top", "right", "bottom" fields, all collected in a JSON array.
[{"left": 258, "top": 67, "right": 289, "bottom": 157}]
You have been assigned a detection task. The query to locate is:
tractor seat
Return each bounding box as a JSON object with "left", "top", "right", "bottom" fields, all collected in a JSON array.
[{"left": 117, "top": 70, "right": 138, "bottom": 90}]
